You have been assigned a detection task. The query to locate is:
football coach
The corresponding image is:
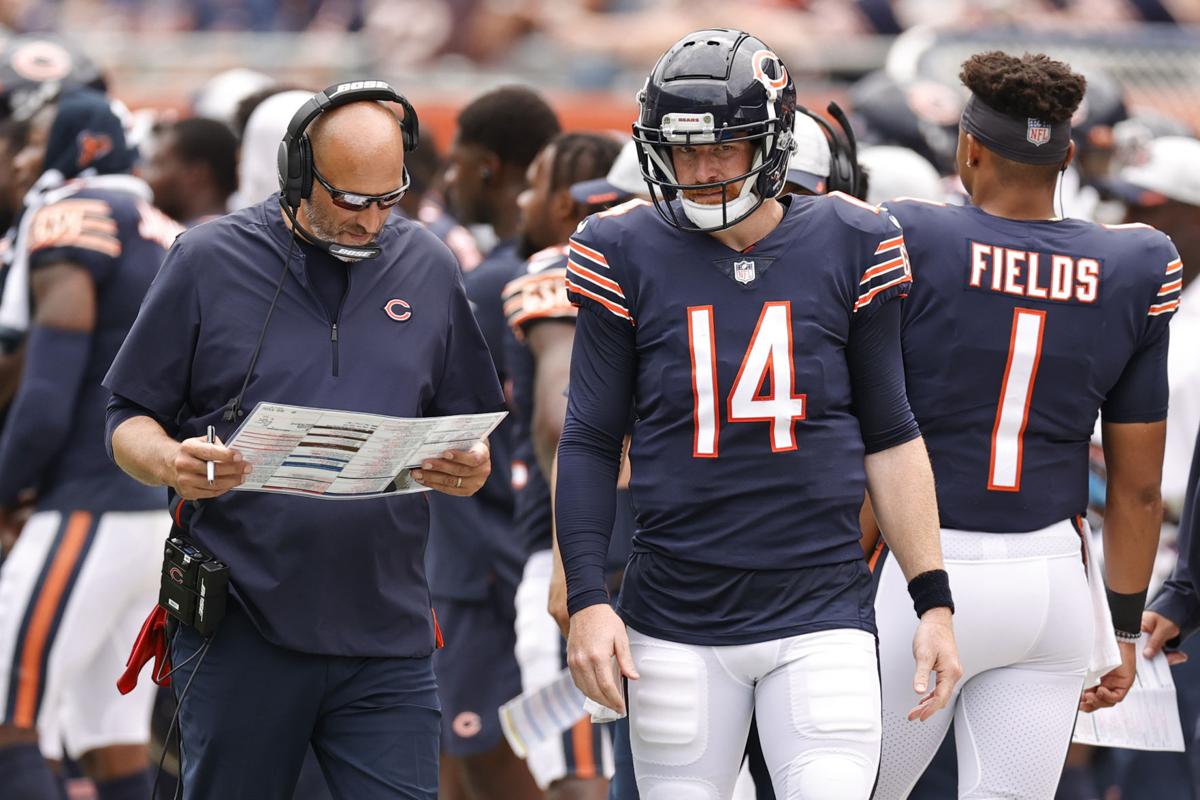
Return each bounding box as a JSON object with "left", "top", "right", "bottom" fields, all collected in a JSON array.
[{"left": 103, "top": 82, "right": 503, "bottom": 799}]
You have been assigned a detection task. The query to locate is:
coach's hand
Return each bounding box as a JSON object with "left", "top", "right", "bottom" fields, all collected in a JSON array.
[
  {"left": 909, "top": 607, "right": 962, "bottom": 722},
  {"left": 168, "top": 434, "right": 249, "bottom": 500},
  {"left": 413, "top": 440, "right": 491, "bottom": 497},
  {"left": 567, "top": 604, "right": 639, "bottom": 714},
  {"left": 1080, "top": 640, "right": 1137, "bottom": 712},
  {"left": 1142, "top": 610, "right": 1187, "bottom": 665}
]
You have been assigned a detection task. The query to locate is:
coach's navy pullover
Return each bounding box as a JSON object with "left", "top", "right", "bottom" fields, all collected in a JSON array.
[{"left": 103, "top": 199, "right": 504, "bottom": 657}]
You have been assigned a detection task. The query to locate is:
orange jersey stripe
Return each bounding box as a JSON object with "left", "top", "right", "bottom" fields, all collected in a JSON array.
[
  {"left": 1149, "top": 300, "right": 1180, "bottom": 316},
  {"left": 567, "top": 259, "right": 625, "bottom": 297},
  {"left": 874, "top": 235, "right": 904, "bottom": 254},
  {"left": 565, "top": 279, "right": 633, "bottom": 323},
  {"left": 855, "top": 273, "right": 912, "bottom": 310},
  {"left": 1166, "top": 259, "right": 1183, "bottom": 275},
  {"left": 13, "top": 512, "right": 93, "bottom": 727},
  {"left": 570, "top": 717, "right": 597, "bottom": 780},
  {"left": 568, "top": 240, "right": 609, "bottom": 267},
  {"left": 1159, "top": 279, "right": 1183, "bottom": 296},
  {"left": 860, "top": 256, "right": 906, "bottom": 284}
]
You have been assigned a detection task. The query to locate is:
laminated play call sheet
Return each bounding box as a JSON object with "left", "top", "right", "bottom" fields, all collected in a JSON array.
[{"left": 227, "top": 402, "right": 506, "bottom": 499}]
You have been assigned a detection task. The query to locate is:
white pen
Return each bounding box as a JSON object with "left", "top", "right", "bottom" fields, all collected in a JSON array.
[{"left": 206, "top": 425, "right": 216, "bottom": 487}]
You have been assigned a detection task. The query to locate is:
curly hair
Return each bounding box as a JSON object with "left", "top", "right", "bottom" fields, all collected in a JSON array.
[{"left": 960, "top": 51, "right": 1087, "bottom": 124}]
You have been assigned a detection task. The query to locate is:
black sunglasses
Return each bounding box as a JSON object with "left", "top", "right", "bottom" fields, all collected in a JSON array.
[{"left": 312, "top": 163, "right": 410, "bottom": 211}]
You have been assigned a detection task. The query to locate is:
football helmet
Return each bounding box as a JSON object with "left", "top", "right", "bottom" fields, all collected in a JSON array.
[
  {"left": 0, "top": 34, "right": 105, "bottom": 122},
  {"left": 633, "top": 29, "right": 796, "bottom": 232}
]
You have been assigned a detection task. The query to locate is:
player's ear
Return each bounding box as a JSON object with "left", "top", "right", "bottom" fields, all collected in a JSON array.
[
  {"left": 1060, "top": 140, "right": 1076, "bottom": 173},
  {"left": 552, "top": 188, "right": 577, "bottom": 223}
]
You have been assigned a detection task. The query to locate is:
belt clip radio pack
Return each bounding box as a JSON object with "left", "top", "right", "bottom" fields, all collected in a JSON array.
[{"left": 159, "top": 537, "right": 229, "bottom": 636}]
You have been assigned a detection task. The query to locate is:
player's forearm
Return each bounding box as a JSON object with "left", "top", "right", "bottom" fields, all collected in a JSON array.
[
  {"left": 0, "top": 326, "right": 90, "bottom": 505},
  {"left": 1103, "top": 481, "right": 1161, "bottom": 594},
  {"left": 865, "top": 435, "right": 943, "bottom": 580},
  {"left": 556, "top": 415, "right": 622, "bottom": 615},
  {"left": 111, "top": 414, "right": 178, "bottom": 488}
]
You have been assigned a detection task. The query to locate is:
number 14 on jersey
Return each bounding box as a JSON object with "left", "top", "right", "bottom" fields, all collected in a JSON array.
[{"left": 688, "top": 302, "right": 807, "bottom": 458}]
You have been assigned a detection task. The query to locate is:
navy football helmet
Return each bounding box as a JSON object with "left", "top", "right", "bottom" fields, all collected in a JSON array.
[
  {"left": 633, "top": 29, "right": 796, "bottom": 232},
  {"left": 0, "top": 35, "right": 105, "bottom": 122}
]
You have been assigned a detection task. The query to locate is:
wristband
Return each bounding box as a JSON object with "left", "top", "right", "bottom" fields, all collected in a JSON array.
[
  {"left": 1106, "top": 586, "right": 1147, "bottom": 638},
  {"left": 1114, "top": 628, "right": 1141, "bottom": 644},
  {"left": 908, "top": 569, "right": 954, "bottom": 618}
]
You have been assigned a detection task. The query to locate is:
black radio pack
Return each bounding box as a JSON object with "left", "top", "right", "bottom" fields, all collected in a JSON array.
[{"left": 159, "top": 537, "right": 229, "bottom": 636}]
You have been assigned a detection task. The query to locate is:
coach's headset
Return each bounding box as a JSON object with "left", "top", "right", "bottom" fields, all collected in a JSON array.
[
  {"left": 277, "top": 79, "right": 420, "bottom": 261},
  {"left": 221, "top": 81, "right": 418, "bottom": 425},
  {"left": 796, "top": 101, "right": 865, "bottom": 200}
]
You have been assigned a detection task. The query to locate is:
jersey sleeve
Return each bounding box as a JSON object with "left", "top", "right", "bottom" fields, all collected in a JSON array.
[
  {"left": 428, "top": 263, "right": 506, "bottom": 417},
  {"left": 502, "top": 247, "right": 577, "bottom": 341},
  {"left": 1102, "top": 243, "right": 1181, "bottom": 423},
  {"left": 26, "top": 197, "right": 123, "bottom": 284},
  {"left": 565, "top": 218, "right": 634, "bottom": 326},
  {"left": 854, "top": 222, "right": 912, "bottom": 317}
]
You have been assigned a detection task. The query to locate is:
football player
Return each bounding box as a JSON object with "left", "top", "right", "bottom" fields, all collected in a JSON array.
[
  {"left": 872, "top": 51, "right": 1176, "bottom": 799},
  {"left": 141, "top": 117, "right": 238, "bottom": 226},
  {"left": 503, "top": 131, "right": 624, "bottom": 800},
  {"left": 555, "top": 29, "right": 960, "bottom": 799},
  {"left": 430, "top": 86, "right": 561, "bottom": 800},
  {"left": 0, "top": 88, "right": 181, "bottom": 800}
]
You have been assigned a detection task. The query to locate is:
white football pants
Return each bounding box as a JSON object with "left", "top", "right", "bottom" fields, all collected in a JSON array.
[
  {"left": 872, "top": 521, "right": 1093, "bottom": 800},
  {"left": 627, "top": 626, "right": 882, "bottom": 800}
]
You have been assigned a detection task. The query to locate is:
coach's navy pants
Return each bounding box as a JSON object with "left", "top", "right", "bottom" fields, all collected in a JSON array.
[{"left": 169, "top": 604, "right": 440, "bottom": 800}]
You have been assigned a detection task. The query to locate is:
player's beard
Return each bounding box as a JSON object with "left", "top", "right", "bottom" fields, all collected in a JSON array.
[{"left": 303, "top": 202, "right": 379, "bottom": 249}]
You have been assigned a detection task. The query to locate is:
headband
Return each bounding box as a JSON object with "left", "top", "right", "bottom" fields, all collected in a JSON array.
[{"left": 960, "top": 94, "right": 1071, "bottom": 166}]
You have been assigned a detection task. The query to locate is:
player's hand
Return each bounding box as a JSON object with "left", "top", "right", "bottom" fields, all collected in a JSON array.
[
  {"left": 1142, "top": 611, "right": 1187, "bottom": 665},
  {"left": 1080, "top": 640, "right": 1136, "bottom": 712},
  {"left": 169, "top": 435, "right": 249, "bottom": 500},
  {"left": 548, "top": 548, "right": 570, "bottom": 639},
  {"left": 413, "top": 440, "right": 491, "bottom": 497},
  {"left": 909, "top": 607, "right": 962, "bottom": 722},
  {"left": 567, "top": 604, "right": 639, "bottom": 714}
]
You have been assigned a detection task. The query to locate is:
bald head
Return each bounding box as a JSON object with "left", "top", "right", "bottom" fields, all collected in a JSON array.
[{"left": 308, "top": 101, "right": 406, "bottom": 195}]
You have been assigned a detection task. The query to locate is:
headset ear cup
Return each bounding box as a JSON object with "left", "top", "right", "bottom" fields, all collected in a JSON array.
[
  {"left": 278, "top": 139, "right": 302, "bottom": 211},
  {"left": 298, "top": 136, "right": 314, "bottom": 200}
]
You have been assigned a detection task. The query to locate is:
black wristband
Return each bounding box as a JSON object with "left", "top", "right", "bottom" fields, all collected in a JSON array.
[
  {"left": 1106, "top": 586, "right": 1148, "bottom": 637},
  {"left": 908, "top": 569, "right": 954, "bottom": 618}
]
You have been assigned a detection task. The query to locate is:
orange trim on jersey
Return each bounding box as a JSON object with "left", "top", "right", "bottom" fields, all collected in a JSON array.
[
  {"left": 431, "top": 607, "right": 444, "bottom": 649},
  {"left": 874, "top": 235, "right": 904, "bottom": 254},
  {"left": 854, "top": 274, "right": 912, "bottom": 311},
  {"left": 1166, "top": 259, "right": 1183, "bottom": 275},
  {"left": 567, "top": 259, "right": 625, "bottom": 296},
  {"left": 829, "top": 191, "right": 880, "bottom": 213},
  {"left": 597, "top": 198, "right": 650, "bottom": 218},
  {"left": 867, "top": 541, "right": 885, "bottom": 573},
  {"left": 509, "top": 307, "right": 578, "bottom": 330},
  {"left": 565, "top": 279, "right": 633, "bottom": 323},
  {"left": 986, "top": 308, "right": 1046, "bottom": 493},
  {"left": 570, "top": 717, "right": 598, "bottom": 779},
  {"left": 1159, "top": 279, "right": 1183, "bottom": 296},
  {"left": 1149, "top": 300, "right": 1180, "bottom": 316},
  {"left": 860, "top": 256, "right": 906, "bottom": 284},
  {"left": 568, "top": 240, "right": 609, "bottom": 268},
  {"left": 13, "top": 511, "right": 93, "bottom": 727}
]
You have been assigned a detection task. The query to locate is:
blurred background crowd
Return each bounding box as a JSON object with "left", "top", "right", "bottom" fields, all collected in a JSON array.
[{"left": 0, "top": 2, "right": 1196, "bottom": 799}]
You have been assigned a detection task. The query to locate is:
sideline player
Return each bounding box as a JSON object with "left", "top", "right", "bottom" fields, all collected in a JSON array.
[
  {"left": 431, "top": 85, "right": 560, "bottom": 800},
  {"left": 0, "top": 88, "right": 180, "bottom": 799},
  {"left": 872, "top": 51, "right": 1176, "bottom": 799},
  {"left": 556, "top": 29, "right": 960, "bottom": 799},
  {"left": 503, "top": 131, "right": 623, "bottom": 799}
]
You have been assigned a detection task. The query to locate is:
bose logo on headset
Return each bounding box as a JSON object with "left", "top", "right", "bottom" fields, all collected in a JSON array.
[{"left": 330, "top": 80, "right": 391, "bottom": 97}]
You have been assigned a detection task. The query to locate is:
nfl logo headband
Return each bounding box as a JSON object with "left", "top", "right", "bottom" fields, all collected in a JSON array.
[{"left": 959, "top": 94, "right": 1071, "bottom": 165}]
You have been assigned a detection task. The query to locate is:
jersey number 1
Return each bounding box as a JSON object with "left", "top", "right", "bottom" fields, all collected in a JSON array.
[
  {"left": 988, "top": 307, "right": 1047, "bottom": 491},
  {"left": 688, "top": 302, "right": 807, "bottom": 458}
]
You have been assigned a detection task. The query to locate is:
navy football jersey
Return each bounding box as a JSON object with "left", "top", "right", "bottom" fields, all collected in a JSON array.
[
  {"left": 562, "top": 194, "right": 914, "bottom": 642},
  {"left": 23, "top": 180, "right": 181, "bottom": 511},
  {"left": 503, "top": 246, "right": 635, "bottom": 566},
  {"left": 887, "top": 199, "right": 1180, "bottom": 532}
]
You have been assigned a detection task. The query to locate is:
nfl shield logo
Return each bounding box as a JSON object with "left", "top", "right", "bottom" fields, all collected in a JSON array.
[
  {"left": 1026, "top": 118, "right": 1051, "bottom": 147},
  {"left": 733, "top": 259, "right": 755, "bottom": 284}
]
